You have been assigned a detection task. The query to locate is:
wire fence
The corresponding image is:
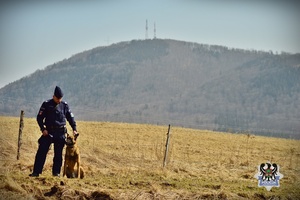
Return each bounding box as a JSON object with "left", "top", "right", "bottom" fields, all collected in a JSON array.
[
  {"left": 1, "top": 97, "right": 299, "bottom": 140},
  {"left": 1, "top": 115, "right": 300, "bottom": 176}
]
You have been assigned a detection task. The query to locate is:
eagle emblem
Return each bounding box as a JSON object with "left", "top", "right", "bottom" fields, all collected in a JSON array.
[{"left": 254, "top": 161, "right": 283, "bottom": 191}]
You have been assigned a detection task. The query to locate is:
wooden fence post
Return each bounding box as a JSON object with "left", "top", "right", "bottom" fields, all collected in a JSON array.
[
  {"left": 17, "top": 110, "right": 24, "bottom": 160},
  {"left": 163, "top": 124, "right": 171, "bottom": 168}
]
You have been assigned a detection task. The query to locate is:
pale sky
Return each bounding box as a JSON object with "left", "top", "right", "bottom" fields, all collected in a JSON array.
[{"left": 1, "top": 0, "right": 299, "bottom": 88}]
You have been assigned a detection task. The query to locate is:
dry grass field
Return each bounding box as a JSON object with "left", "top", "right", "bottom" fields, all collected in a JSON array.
[{"left": 0, "top": 116, "right": 299, "bottom": 199}]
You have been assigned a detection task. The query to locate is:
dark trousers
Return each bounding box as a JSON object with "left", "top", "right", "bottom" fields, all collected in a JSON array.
[{"left": 33, "top": 128, "right": 66, "bottom": 175}]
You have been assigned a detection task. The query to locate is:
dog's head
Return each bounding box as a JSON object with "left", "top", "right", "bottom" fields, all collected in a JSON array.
[{"left": 65, "top": 133, "right": 79, "bottom": 147}]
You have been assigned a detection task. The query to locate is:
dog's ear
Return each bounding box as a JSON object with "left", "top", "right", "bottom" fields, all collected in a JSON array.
[{"left": 74, "top": 132, "right": 79, "bottom": 140}]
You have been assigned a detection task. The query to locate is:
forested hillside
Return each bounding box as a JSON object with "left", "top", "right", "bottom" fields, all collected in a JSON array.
[{"left": 0, "top": 39, "right": 299, "bottom": 138}]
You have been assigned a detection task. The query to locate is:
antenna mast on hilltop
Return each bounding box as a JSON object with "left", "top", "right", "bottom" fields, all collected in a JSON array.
[
  {"left": 154, "top": 22, "right": 156, "bottom": 39},
  {"left": 145, "top": 20, "right": 148, "bottom": 40}
]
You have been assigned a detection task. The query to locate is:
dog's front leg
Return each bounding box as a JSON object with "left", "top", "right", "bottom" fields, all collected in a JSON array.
[
  {"left": 63, "top": 157, "right": 67, "bottom": 177},
  {"left": 77, "top": 156, "right": 80, "bottom": 179}
]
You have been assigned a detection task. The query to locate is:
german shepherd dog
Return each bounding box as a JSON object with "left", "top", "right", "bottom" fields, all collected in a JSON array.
[{"left": 63, "top": 133, "right": 84, "bottom": 179}]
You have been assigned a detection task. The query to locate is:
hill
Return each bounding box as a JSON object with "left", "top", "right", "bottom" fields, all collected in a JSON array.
[
  {"left": 0, "top": 39, "right": 300, "bottom": 139},
  {"left": 0, "top": 116, "right": 299, "bottom": 199}
]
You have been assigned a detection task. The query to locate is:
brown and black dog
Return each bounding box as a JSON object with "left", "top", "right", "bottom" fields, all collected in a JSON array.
[{"left": 63, "top": 133, "right": 84, "bottom": 179}]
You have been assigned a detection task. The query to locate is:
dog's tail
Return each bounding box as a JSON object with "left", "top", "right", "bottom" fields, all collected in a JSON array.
[{"left": 80, "top": 167, "right": 85, "bottom": 179}]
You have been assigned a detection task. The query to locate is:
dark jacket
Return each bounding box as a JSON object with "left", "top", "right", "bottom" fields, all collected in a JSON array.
[{"left": 37, "top": 99, "right": 77, "bottom": 132}]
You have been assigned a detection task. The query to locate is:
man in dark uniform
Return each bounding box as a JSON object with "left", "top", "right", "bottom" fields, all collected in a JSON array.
[{"left": 29, "top": 86, "right": 77, "bottom": 177}]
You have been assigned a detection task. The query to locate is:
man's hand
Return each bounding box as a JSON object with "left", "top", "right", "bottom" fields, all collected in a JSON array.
[
  {"left": 73, "top": 130, "right": 77, "bottom": 136},
  {"left": 42, "top": 129, "right": 48, "bottom": 136}
]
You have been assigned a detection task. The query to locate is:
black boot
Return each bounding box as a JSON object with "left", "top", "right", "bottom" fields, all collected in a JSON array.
[{"left": 29, "top": 172, "right": 39, "bottom": 177}]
